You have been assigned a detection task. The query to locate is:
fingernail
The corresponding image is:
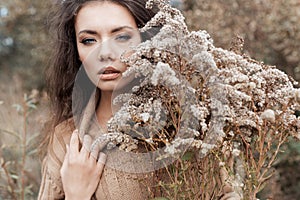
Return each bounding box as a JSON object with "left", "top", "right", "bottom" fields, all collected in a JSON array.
[
  {"left": 73, "top": 129, "right": 79, "bottom": 135},
  {"left": 98, "top": 152, "right": 107, "bottom": 164}
]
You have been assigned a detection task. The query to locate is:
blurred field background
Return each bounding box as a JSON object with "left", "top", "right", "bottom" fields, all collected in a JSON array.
[{"left": 0, "top": 0, "right": 299, "bottom": 199}]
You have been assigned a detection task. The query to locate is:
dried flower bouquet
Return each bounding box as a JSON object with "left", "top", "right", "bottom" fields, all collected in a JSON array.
[{"left": 92, "top": 0, "right": 300, "bottom": 198}]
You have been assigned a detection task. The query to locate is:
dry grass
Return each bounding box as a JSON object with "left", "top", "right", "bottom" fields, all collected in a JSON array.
[{"left": 0, "top": 73, "right": 49, "bottom": 200}]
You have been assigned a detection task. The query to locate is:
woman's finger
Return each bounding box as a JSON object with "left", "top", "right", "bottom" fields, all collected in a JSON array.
[
  {"left": 220, "top": 167, "right": 235, "bottom": 195},
  {"left": 64, "top": 144, "right": 70, "bottom": 160},
  {"left": 90, "top": 141, "right": 100, "bottom": 159},
  {"left": 96, "top": 152, "right": 107, "bottom": 176},
  {"left": 81, "top": 134, "right": 92, "bottom": 157},
  {"left": 220, "top": 167, "right": 229, "bottom": 185},
  {"left": 97, "top": 152, "right": 107, "bottom": 164},
  {"left": 97, "top": 139, "right": 109, "bottom": 151},
  {"left": 90, "top": 138, "right": 109, "bottom": 159},
  {"left": 69, "top": 129, "right": 80, "bottom": 153}
]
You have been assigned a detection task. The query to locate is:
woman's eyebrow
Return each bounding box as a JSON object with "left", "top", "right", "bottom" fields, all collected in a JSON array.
[
  {"left": 78, "top": 30, "right": 97, "bottom": 35},
  {"left": 111, "top": 26, "right": 134, "bottom": 33},
  {"left": 78, "top": 26, "right": 134, "bottom": 36}
]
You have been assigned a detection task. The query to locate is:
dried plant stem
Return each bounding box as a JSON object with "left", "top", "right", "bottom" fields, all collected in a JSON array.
[
  {"left": 2, "top": 162, "right": 17, "bottom": 200},
  {"left": 21, "top": 100, "right": 27, "bottom": 200},
  {"left": 254, "top": 133, "right": 288, "bottom": 197}
]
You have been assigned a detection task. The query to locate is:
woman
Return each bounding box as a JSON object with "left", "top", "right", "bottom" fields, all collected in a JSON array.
[
  {"left": 39, "top": 0, "right": 157, "bottom": 199},
  {"left": 39, "top": 0, "right": 240, "bottom": 199}
]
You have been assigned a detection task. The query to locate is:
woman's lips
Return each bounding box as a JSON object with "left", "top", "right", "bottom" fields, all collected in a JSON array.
[
  {"left": 99, "top": 72, "right": 121, "bottom": 80},
  {"left": 98, "top": 66, "right": 121, "bottom": 80}
]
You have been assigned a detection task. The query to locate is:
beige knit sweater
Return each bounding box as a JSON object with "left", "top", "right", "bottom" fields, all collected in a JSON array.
[
  {"left": 38, "top": 91, "right": 158, "bottom": 200},
  {"left": 37, "top": 117, "right": 160, "bottom": 200}
]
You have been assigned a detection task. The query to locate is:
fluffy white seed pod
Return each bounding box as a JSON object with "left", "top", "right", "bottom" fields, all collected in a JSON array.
[{"left": 261, "top": 109, "right": 275, "bottom": 123}]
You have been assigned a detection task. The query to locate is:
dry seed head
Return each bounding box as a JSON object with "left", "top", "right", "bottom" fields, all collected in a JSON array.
[{"left": 260, "top": 109, "right": 276, "bottom": 123}]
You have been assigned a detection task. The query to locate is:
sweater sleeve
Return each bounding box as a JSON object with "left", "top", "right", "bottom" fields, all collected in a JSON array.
[
  {"left": 38, "top": 119, "right": 74, "bottom": 200},
  {"left": 37, "top": 156, "right": 64, "bottom": 200}
]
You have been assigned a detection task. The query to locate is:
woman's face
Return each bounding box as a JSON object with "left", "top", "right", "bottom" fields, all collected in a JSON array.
[{"left": 75, "top": 1, "right": 141, "bottom": 91}]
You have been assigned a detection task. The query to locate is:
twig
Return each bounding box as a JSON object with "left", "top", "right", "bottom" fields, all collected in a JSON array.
[{"left": 1, "top": 162, "right": 17, "bottom": 200}]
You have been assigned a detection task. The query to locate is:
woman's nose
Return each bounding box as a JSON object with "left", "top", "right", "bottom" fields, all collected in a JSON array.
[{"left": 97, "top": 40, "right": 116, "bottom": 62}]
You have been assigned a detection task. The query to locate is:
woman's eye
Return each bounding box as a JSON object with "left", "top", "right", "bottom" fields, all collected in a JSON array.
[
  {"left": 80, "top": 38, "right": 96, "bottom": 45},
  {"left": 115, "top": 34, "right": 132, "bottom": 42}
]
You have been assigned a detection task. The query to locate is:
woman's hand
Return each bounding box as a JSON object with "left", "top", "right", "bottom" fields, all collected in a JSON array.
[
  {"left": 60, "top": 130, "right": 107, "bottom": 200},
  {"left": 220, "top": 167, "right": 241, "bottom": 200},
  {"left": 219, "top": 149, "right": 242, "bottom": 200}
]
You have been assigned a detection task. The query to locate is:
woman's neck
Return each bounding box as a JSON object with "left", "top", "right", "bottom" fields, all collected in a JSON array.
[{"left": 96, "top": 91, "right": 113, "bottom": 130}]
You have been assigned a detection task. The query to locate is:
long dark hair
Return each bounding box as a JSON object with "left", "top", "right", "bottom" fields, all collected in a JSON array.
[{"left": 41, "top": 0, "right": 157, "bottom": 153}]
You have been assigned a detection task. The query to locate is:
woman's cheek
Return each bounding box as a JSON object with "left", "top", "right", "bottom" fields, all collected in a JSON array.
[{"left": 78, "top": 51, "right": 87, "bottom": 63}]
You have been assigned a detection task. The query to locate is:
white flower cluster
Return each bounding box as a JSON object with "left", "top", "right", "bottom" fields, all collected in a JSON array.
[
  {"left": 151, "top": 62, "right": 180, "bottom": 86},
  {"left": 106, "top": 0, "right": 300, "bottom": 160}
]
